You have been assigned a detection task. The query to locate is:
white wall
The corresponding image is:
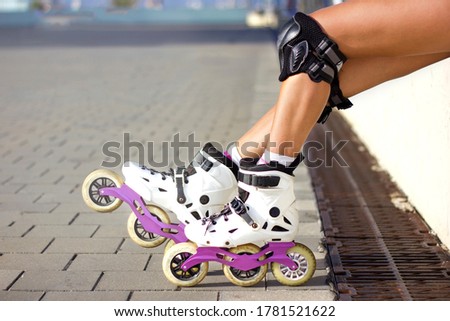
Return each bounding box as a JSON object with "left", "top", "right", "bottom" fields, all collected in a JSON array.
[{"left": 341, "top": 58, "right": 450, "bottom": 249}]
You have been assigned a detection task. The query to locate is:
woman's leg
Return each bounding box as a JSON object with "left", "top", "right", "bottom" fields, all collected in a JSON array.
[
  {"left": 237, "top": 0, "right": 450, "bottom": 159},
  {"left": 237, "top": 52, "right": 449, "bottom": 158},
  {"left": 313, "top": 0, "right": 450, "bottom": 57}
]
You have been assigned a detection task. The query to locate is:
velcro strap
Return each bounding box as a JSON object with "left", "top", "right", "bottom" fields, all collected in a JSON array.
[
  {"left": 175, "top": 167, "right": 187, "bottom": 204},
  {"left": 316, "top": 39, "right": 346, "bottom": 71},
  {"left": 307, "top": 61, "right": 335, "bottom": 83},
  {"left": 185, "top": 152, "right": 214, "bottom": 177},
  {"left": 238, "top": 172, "right": 280, "bottom": 187},
  {"left": 194, "top": 152, "right": 214, "bottom": 172},
  {"left": 230, "top": 197, "right": 256, "bottom": 228}
]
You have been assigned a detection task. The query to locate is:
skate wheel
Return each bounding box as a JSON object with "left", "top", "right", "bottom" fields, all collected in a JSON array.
[
  {"left": 162, "top": 242, "right": 208, "bottom": 287},
  {"left": 127, "top": 205, "right": 170, "bottom": 248},
  {"left": 223, "top": 243, "right": 267, "bottom": 287},
  {"left": 271, "top": 243, "right": 316, "bottom": 286},
  {"left": 164, "top": 239, "right": 176, "bottom": 254},
  {"left": 82, "top": 169, "right": 123, "bottom": 213}
]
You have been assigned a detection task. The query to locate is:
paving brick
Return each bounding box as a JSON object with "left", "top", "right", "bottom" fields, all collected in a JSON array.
[
  {"left": 13, "top": 212, "right": 77, "bottom": 226},
  {"left": 92, "top": 224, "right": 129, "bottom": 238},
  {"left": 0, "top": 270, "right": 22, "bottom": 290},
  {"left": 131, "top": 290, "right": 218, "bottom": 301},
  {"left": 219, "top": 289, "right": 336, "bottom": 301},
  {"left": 73, "top": 212, "right": 128, "bottom": 226},
  {"left": 11, "top": 270, "right": 101, "bottom": 291},
  {"left": 96, "top": 270, "right": 177, "bottom": 291},
  {"left": 0, "top": 254, "right": 72, "bottom": 271},
  {"left": 45, "top": 237, "right": 123, "bottom": 254},
  {"left": 0, "top": 224, "right": 33, "bottom": 237},
  {"left": 42, "top": 290, "right": 130, "bottom": 301},
  {"left": 0, "top": 290, "right": 44, "bottom": 301},
  {"left": 0, "top": 202, "right": 59, "bottom": 213},
  {"left": 0, "top": 183, "right": 25, "bottom": 195},
  {"left": 296, "top": 199, "right": 320, "bottom": 212},
  {"left": 25, "top": 224, "right": 99, "bottom": 238},
  {"left": 67, "top": 253, "right": 150, "bottom": 271},
  {"left": 298, "top": 222, "right": 322, "bottom": 237},
  {"left": 52, "top": 201, "right": 99, "bottom": 213},
  {"left": 0, "top": 237, "right": 53, "bottom": 254},
  {"left": 118, "top": 239, "right": 166, "bottom": 255},
  {"left": 0, "top": 211, "right": 17, "bottom": 227}
]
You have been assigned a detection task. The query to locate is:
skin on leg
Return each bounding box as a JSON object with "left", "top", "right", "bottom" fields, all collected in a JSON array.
[
  {"left": 237, "top": 52, "right": 449, "bottom": 158},
  {"left": 312, "top": 0, "right": 450, "bottom": 57},
  {"left": 236, "top": 0, "right": 450, "bottom": 158}
]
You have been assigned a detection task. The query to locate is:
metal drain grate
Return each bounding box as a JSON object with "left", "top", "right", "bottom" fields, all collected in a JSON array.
[{"left": 307, "top": 114, "right": 450, "bottom": 301}]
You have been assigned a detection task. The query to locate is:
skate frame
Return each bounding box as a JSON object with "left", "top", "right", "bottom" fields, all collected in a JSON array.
[
  {"left": 181, "top": 242, "right": 298, "bottom": 271},
  {"left": 100, "top": 184, "right": 188, "bottom": 244}
]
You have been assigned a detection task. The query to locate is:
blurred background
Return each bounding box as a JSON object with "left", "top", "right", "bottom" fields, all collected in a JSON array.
[{"left": 0, "top": 0, "right": 340, "bottom": 28}]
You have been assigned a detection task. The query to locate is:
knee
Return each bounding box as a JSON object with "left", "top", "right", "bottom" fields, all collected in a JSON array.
[{"left": 276, "top": 12, "right": 347, "bottom": 83}]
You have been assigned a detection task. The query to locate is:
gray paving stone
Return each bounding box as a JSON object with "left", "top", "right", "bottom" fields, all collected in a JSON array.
[
  {"left": 219, "top": 289, "right": 336, "bottom": 301},
  {"left": 0, "top": 224, "right": 33, "bottom": 237},
  {"left": 0, "top": 237, "right": 53, "bottom": 254},
  {"left": 0, "top": 254, "right": 72, "bottom": 271},
  {"left": 0, "top": 270, "right": 22, "bottom": 290},
  {"left": 67, "top": 253, "right": 150, "bottom": 271},
  {"left": 42, "top": 290, "right": 130, "bottom": 301},
  {"left": 297, "top": 221, "right": 322, "bottom": 234},
  {"left": 296, "top": 199, "right": 320, "bottom": 212},
  {"left": 11, "top": 270, "right": 102, "bottom": 291},
  {"left": 45, "top": 237, "right": 123, "bottom": 254},
  {"left": 131, "top": 290, "right": 218, "bottom": 301},
  {"left": 96, "top": 271, "right": 177, "bottom": 291},
  {"left": 25, "top": 224, "right": 99, "bottom": 238},
  {"left": 73, "top": 212, "right": 128, "bottom": 225},
  {"left": 0, "top": 291, "right": 45, "bottom": 301},
  {"left": 298, "top": 210, "right": 322, "bottom": 223},
  {"left": 92, "top": 224, "right": 129, "bottom": 238},
  {"left": 12, "top": 212, "right": 77, "bottom": 226},
  {"left": 0, "top": 183, "right": 25, "bottom": 195},
  {"left": 17, "top": 183, "right": 77, "bottom": 194},
  {"left": 118, "top": 239, "right": 166, "bottom": 254},
  {"left": 0, "top": 211, "right": 18, "bottom": 227},
  {"left": 0, "top": 202, "right": 59, "bottom": 213},
  {"left": 52, "top": 201, "right": 99, "bottom": 213}
]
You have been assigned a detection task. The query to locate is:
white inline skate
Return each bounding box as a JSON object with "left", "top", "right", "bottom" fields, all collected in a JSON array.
[
  {"left": 162, "top": 157, "right": 316, "bottom": 287},
  {"left": 82, "top": 143, "right": 239, "bottom": 249}
]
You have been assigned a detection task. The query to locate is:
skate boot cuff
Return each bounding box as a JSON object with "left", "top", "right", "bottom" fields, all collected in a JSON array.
[
  {"left": 240, "top": 153, "right": 304, "bottom": 176},
  {"left": 186, "top": 142, "right": 239, "bottom": 178}
]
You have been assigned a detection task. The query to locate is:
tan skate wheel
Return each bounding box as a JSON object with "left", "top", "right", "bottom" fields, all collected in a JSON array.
[
  {"left": 162, "top": 242, "right": 208, "bottom": 287},
  {"left": 271, "top": 243, "right": 316, "bottom": 286},
  {"left": 82, "top": 169, "right": 123, "bottom": 213},
  {"left": 127, "top": 205, "right": 171, "bottom": 248},
  {"left": 164, "top": 239, "right": 176, "bottom": 254},
  {"left": 223, "top": 243, "right": 268, "bottom": 287}
]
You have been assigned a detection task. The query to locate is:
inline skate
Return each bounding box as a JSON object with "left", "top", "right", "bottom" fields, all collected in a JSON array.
[
  {"left": 162, "top": 157, "right": 316, "bottom": 287},
  {"left": 82, "top": 143, "right": 238, "bottom": 250}
]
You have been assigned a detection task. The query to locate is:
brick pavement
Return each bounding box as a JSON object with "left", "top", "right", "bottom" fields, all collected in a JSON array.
[{"left": 0, "top": 25, "right": 335, "bottom": 301}]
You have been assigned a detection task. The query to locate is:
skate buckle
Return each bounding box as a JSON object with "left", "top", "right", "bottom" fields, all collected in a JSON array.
[{"left": 175, "top": 167, "right": 187, "bottom": 204}]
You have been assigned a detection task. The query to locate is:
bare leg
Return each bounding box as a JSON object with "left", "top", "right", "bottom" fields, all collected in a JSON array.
[
  {"left": 237, "top": 52, "right": 449, "bottom": 158},
  {"left": 313, "top": 0, "right": 450, "bottom": 57},
  {"left": 236, "top": 0, "right": 450, "bottom": 158}
]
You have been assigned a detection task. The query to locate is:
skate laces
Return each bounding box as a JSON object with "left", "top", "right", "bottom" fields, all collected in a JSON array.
[
  {"left": 201, "top": 198, "right": 247, "bottom": 233},
  {"left": 141, "top": 165, "right": 189, "bottom": 183}
]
